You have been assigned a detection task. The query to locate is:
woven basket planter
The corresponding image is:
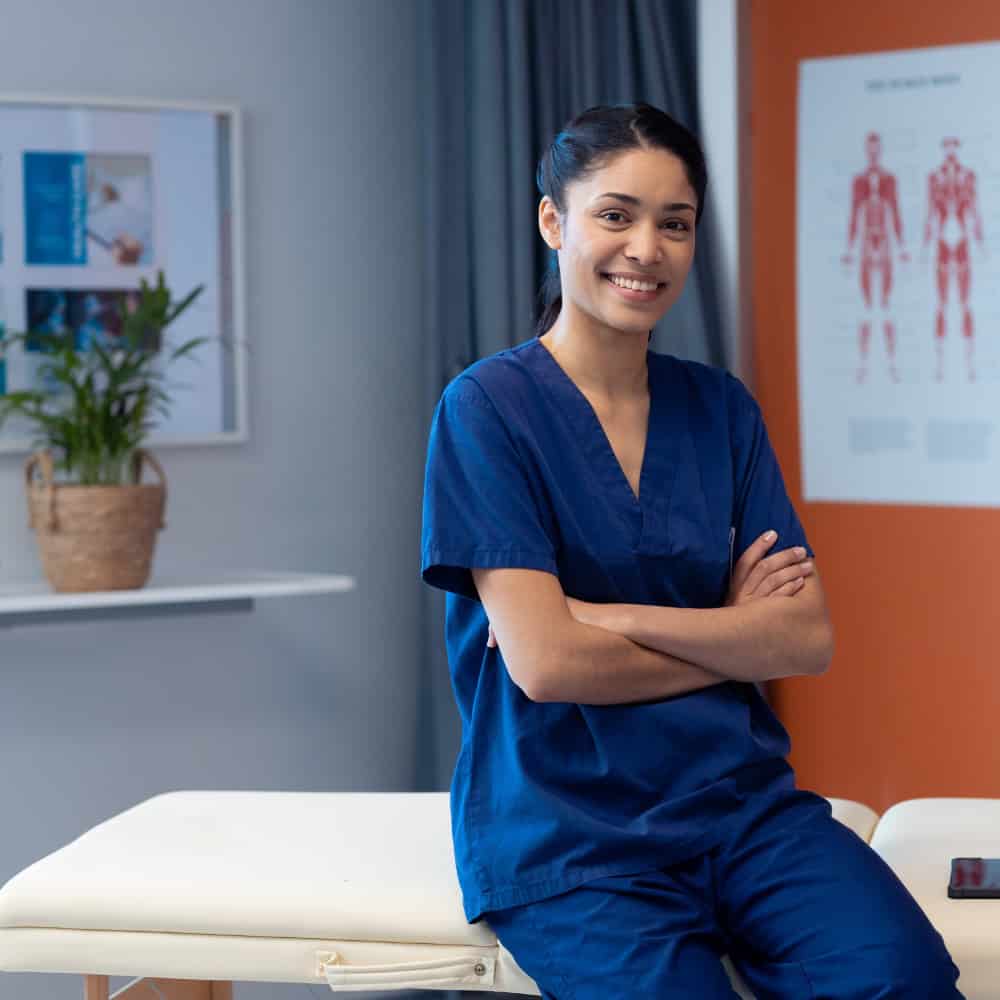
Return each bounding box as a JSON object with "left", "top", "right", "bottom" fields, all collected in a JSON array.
[{"left": 25, "top": 449, "right": 167, "bottom": 593}]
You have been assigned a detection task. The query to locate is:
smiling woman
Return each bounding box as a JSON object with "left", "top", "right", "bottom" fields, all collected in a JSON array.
[
  {"left": 534, "top": 104, "right": 705, "bottom": 345},
  {"left": 420, "top": 104, "right": 962, "bottom": 999}
]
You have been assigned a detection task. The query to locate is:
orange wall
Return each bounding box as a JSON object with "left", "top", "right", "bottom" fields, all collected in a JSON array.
[{"left": 751, "top": 0, "right": 1000, "bottom": 813}]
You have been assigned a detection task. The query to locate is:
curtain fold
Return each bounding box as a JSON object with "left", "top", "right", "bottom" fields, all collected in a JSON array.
[{"left": 416, "top": 0, "right": 724, "bottom": 794}]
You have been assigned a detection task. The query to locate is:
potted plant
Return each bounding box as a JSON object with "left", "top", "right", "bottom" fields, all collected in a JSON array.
[{"left": 0, "top": 271, "right": 204, "bottom": 593}]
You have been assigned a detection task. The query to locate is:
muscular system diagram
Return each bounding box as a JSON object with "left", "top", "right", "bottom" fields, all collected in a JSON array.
[
  {"left": 923, "top": 137, "right": 985, "bottom": 382},
  {"left": 843, "top": 132, "right": 908, "bottom": 383}
]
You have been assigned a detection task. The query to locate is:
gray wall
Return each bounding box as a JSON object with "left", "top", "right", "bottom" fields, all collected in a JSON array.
[{"left": 0, "top": 2, "right": 426, "bottom": 998}]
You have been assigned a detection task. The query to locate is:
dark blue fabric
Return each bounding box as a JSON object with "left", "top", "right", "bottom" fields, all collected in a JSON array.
[
  {"left": 421, "top": 337, "right": 813, "bottom": 922},
  {"left": 483, "top": 789, "right": 963, "bottom": 998}
]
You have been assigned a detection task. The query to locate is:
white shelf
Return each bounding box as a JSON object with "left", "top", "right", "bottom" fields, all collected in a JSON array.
[{"left": 0, "top": 570, "right": 355, "bottom": 626}]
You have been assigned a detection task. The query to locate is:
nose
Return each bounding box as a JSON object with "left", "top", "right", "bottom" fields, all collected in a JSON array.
[{"left": 625, "top": 221, "right": 662, "bottom": 265}]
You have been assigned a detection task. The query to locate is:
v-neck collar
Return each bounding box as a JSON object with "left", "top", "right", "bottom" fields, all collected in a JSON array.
[{"left": 526, "top": 337, "right": 682, "bottom": 550}]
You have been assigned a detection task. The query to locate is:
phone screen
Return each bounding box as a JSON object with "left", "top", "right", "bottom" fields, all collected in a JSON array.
[{"left": 949, "top": 858, "right": 1000, "bottom": 897}]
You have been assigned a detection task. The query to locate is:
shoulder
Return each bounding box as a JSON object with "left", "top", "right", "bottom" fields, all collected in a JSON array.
[
  {"left": 651, "top": 352, "right": 763, "bottom": 435},
  {"left": 440, "top": 339, "right": 544, "bottom": 411},
  {"left": 650, "top": 351, "right": 745, "bottom": 405}
]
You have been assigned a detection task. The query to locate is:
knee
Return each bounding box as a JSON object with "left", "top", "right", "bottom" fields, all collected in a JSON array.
[
  {"left": 798, "top": 938, "right": 961, "bottom": 999},
  {"left": 872, "top": 938, "right": 961, "bottom": 998}
]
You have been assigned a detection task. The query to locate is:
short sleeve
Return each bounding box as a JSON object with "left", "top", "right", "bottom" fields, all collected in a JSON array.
[
  {"left": 726, "top": 374, "right": 812, "bottom": 561},
  {"left": 421, "top": 377, "right": 558, "bottom": 601}
]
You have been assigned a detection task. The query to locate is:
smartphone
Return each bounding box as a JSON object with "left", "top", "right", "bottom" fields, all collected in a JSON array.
[{"left": 948, "top": 858, "right": 1000, "bottom": 898}]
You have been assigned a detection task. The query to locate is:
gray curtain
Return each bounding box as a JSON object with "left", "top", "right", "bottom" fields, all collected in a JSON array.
[{"left": 417, "top": 0, "right": 724, "bottom": 798}]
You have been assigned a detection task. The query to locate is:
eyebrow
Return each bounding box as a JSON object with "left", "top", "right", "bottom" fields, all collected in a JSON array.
[{"left": 595, "top": 192, "right": 696, "bottom": 213}]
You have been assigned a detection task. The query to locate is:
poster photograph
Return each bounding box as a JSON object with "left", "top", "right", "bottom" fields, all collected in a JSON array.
[
  {"left": 797, "top": 42, "right": 1000, "bottom": 506},
  {"left": 0, "top": 96, "right": 247, "bottom": 449}
]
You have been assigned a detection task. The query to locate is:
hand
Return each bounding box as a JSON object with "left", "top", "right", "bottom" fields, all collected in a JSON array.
[
  {"left": 112, "top": 235, "right": 144, "bottom": 265},
  {"left": 726, "top": 531, "right": 814, "bottom": 607},
  {"left": 567, "top": 595, "right": 611, "bottom": 627}
]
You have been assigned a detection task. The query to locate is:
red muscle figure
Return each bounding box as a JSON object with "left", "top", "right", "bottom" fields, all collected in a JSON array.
[
  {"left": 843, "top": 133, "right": 908, "bottom": 383},
  {"left": 924, "top": 137, "right": 984, "bottom": 381}
]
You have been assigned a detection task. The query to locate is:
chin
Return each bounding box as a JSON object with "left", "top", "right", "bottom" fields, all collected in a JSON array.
[{"left": 609, "top": 310, "right": 668, "bottom": 337}]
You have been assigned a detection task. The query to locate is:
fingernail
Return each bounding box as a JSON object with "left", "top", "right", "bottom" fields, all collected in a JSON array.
[
  {"left": 795, "top": 547, "right": 806, "bottom": 557},
  {"left": 765, "top": 530, "right": 777, "bottom": 541}
]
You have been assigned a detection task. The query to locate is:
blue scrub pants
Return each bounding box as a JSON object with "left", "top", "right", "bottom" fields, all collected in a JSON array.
[{"left": 483, "top": 790, "right": 962, "bottom": 998}]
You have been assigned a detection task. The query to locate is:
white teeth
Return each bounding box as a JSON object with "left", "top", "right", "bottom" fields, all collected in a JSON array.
[{"left": 608, "top": 275, "right": 658, "bottom": 292}]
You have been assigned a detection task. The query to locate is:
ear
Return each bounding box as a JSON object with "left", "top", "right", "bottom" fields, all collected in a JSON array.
[{"left": 538, "top": 196, "right": 562, "bottom": 250}]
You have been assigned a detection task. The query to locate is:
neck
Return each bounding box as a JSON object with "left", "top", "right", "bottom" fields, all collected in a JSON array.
[{"left": 539, "top": 305, "right": 649, "bottom": 402}]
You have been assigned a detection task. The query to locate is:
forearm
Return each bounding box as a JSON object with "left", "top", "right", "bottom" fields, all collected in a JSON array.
[
  {"left": 535, "top": 618, "right": 728, "bottom": 705},
  {"left": 600, "top": 589, "right": 832, "bottom": 682}
]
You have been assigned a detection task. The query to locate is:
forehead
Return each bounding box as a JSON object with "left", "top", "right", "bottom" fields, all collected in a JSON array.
[{"left": 567, "top": 147, "right": 696, "bottom": 206}]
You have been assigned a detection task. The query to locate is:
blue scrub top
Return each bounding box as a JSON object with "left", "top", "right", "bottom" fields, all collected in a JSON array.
[{"left": 421, "top": 337, "right": 813, "bottom": 923}]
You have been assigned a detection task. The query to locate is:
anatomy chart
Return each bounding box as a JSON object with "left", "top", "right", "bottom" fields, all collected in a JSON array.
[{"left": 798, "top": 43, "right": 1000, "bottom": 506}]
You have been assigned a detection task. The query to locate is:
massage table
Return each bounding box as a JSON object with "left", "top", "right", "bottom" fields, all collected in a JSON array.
[
  {"left": 0, "top": 791, "right": 879, "bottom": 998},
  {"left": 870, "top": 798, "right": 1000, "bottom": 1000}
]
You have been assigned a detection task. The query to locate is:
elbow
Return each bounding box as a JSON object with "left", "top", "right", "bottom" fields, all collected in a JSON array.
[
  {"left": 506, "top": 643, "right": 559, "bottom": 703},
  {"left": 520, "top": 651, "right": 562, "bottom": 702},
  {"left": 512, "top": 624, "right": 579, "bottom": 702},
  {"left": 517, "top": 669, "right": 551, "bottom": 703},
  {"left": 805, "top": 620, "right": 835, "bottom": 676}
]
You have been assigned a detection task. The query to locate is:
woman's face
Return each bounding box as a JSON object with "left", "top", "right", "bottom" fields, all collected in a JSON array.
[{"left": 539, "top": 146, "right": 698, "bottom": 338}]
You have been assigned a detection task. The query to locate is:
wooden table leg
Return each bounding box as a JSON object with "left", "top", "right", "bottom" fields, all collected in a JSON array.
[
  {"left": 83, "top": 978, "right": 233, "bottom": 1000},
  {"left": 85, "top": 977, "right": 110, "bottom": 1000}
]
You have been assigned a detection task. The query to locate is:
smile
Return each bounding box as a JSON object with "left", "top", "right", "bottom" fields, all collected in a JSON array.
[{"left": 602, "top": 273, "right": 666, "bottom": 301}]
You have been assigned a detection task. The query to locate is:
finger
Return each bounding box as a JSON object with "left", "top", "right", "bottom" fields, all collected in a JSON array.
[
  {"left": 486, "top": 625, "right": 497, "bottom": 648},
  {"left": 771, "top": 576, "right": 806, "bottom": 597},
  {"left": 744, "top": 545, "right": 807, "bottom": 593},
  {"left": 749, "top": 556, "right": 813, "bottom": 597},
  {"left": 732, "top": 530, "right": 778, "bottom": 589},
  {"left": 753, "top": 560, "right": 814, "bottom": 597}
]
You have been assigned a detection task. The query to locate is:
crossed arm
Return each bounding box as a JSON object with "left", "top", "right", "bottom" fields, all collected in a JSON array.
[{"left": 473, "top": 531, "right": 833, "bottom": 705}]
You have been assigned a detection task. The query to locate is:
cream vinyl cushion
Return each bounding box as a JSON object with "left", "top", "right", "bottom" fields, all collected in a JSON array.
[
  {"left": 870, "top": 798, "right": 1000, "bottom": 1000},
  {"left": 0, "top": 791, "right": 876, "bottom": 992}
]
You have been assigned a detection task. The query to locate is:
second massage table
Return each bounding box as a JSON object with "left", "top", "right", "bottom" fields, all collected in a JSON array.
[{"left": 0, "top": 790, "right": 880, "bottom": 997}]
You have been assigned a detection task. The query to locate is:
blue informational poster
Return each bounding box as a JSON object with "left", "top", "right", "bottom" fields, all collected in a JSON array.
[
  {"left": 24, "top": 151, "right": 155, "bottom": 267},
  {"left": 23, "top": 152, "right": 88, "bottom": 265}
]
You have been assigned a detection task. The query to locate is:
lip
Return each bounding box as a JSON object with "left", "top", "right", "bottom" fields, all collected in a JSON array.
[
  {"left": 604, "top": 271, "right": 664, "bottom": 283},
  {"left": 602, "top": 273, "right": 666, "bottom": 303}
]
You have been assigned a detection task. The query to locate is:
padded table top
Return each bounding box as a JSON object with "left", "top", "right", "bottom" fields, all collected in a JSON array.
[
  {"left": 871, "top": 798, "right": 1000, "bottom": 1000},
  {"left": 0, "top": 791, "right": 491, "bottom": 948}
]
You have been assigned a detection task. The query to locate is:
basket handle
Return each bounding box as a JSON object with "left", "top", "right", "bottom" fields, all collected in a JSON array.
[
  {"left": 131, "top": 449, "right": 168, "bottom": 529},
  {"left": 24, "top": 451, "right": 57, "bottom": 531}
]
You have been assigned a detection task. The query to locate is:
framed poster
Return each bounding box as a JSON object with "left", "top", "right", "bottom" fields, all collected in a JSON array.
[
  {"left": 797, "top": 43, "right": 1000, "bottom": 506},
  {"left": 0, "top": 94, "right": 248, "bottom": 450}
]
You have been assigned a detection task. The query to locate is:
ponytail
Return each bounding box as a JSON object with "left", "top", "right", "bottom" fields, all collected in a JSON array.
[{"left": 535, "top": 251, "right": 562, "bottom": 337}]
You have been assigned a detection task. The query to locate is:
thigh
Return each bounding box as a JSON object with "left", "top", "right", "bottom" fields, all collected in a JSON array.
[
  {"left": 716, "top": 792, "right": 962, "bottom": 999},
  {"left": 483, "top": 861, "right": 743, "bottom": 1000}
]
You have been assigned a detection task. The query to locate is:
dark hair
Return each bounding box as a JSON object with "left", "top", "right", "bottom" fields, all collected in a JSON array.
[{"left": 534, "top": 103, "right": 707, "bottom": 337}]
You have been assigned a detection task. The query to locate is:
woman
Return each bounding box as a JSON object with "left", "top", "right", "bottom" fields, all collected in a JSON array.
[{"left": 421, "top": 104, "right": 961, "bottom": 998}]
